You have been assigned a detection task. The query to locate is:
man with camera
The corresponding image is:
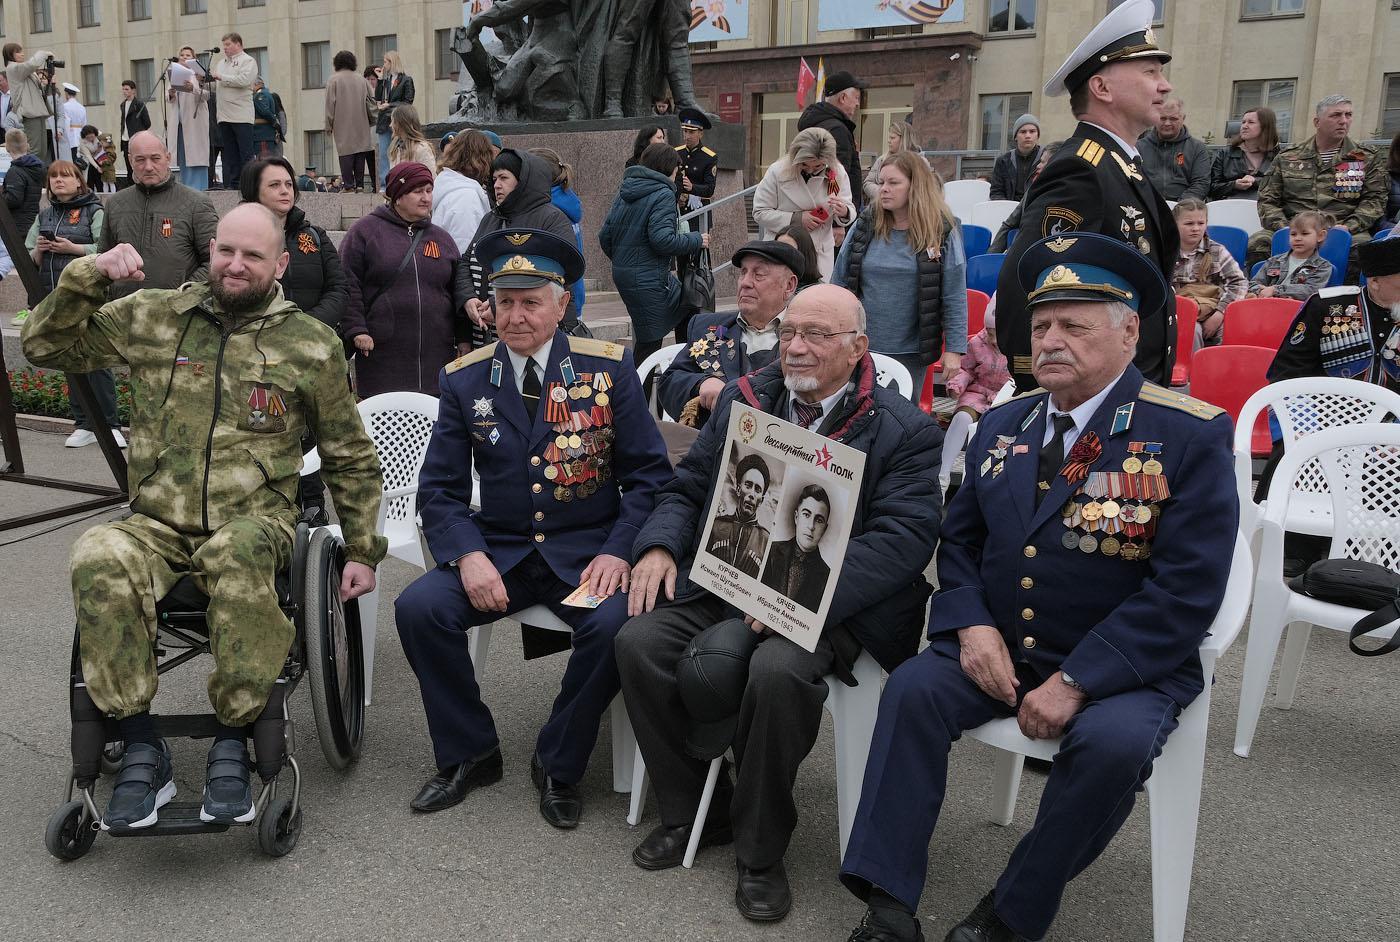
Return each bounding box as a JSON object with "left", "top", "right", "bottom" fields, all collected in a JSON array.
[{"left": 2, "top": 43, "right": 58, "bottom": 163}]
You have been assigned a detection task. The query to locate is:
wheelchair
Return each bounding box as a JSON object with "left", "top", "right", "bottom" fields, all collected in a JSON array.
[{"left": 45, "top": 514, "right": 368, "bottom": 860}]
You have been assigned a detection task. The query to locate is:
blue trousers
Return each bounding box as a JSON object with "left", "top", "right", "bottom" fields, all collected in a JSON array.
[
  {"left": 377, "top": 131, "right": 392, "bottom": 186},
  {"left": 839, "top": 639, "right": 1180, "bottom": 941},
  {"left": 394, "top": 551, "right": 628, "bottom": 784}
]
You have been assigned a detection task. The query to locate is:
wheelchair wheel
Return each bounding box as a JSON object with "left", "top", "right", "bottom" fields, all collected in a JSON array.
[
  {"left": 303, "top": 529, "right": 366, "bottom": 770},
  {"left": 256, "top": 795, "right": 302, "bottom": 857},
  {"left": 45, "top": 800, "right": 97, "bottom": 861}
]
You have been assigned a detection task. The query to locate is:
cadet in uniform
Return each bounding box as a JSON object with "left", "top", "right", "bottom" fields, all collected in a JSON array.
[
  {"left": 996, "top": 0, "right": 1178, "bottom": 392},
  {"left": 394, "top": 228, "right": 672, "bottom": 827},
  {"left": 676, "top": 106, "right": 717, "bottom": 215},
  {"left": 21, "top": 204, "right": 386, "bottom": 830},
  {"left": 839, "top": 233, "right": 1238, "bottom": 942}
]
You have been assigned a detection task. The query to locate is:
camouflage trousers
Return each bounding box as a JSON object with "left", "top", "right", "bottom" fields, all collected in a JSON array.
[{"left": 70, "top": 512, "right": 297, "bottom": 726}]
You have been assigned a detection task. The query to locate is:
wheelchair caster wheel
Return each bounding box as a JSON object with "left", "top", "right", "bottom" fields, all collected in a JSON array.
[
  {"left": 45, "top": 800, "right": 97, "bottom": 861},
  {"left": 257, "top": 795, "right": 302, "bottom": 858}
]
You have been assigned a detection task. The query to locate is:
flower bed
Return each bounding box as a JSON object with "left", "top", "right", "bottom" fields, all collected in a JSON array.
[{"left": 7, "top": 369, "right": 132, "bottom": 424}]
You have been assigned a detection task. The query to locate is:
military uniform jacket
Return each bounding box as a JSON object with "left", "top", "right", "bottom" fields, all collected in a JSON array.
[
  {"left": 1257, "top": 136, "right": 1387, "bottom": 236},
  {"left": 658, "top": 310, "right": 779, "bottom": 420},
  {"left": 1267, "top": 285, "right": 1400, "bottom": 392},
  {"left": 21, "top": 256, "right": 388, "bottom": 566},
  {"left": 930, "top": 367, "right": 1237, "bottom": 707},
  {"left": 997, "top": 122, "right": 1179, "bottom": 389},
  {"left": 676, "top": 142, "right": 718, "bottom": 203},
  {"left": 419, "top": 332, "right": 673, "bottom": 584}
]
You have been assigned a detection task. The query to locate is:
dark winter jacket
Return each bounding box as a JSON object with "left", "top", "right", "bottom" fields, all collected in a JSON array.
[
  {"left": 1384, "top": 172, "right": 1400, "bottom": 228},
  {"left": 98, "top": 173, "right": 219, "bottom": 297},
  {"left": 28, "top": 192, "right": 103, "bottom": 301},
  {"left": 990, "top": 146, "right": 1040, "bottom": 201},
  {"left": 1209, "top": 144, "right": 1279, "bottom": 201},
  {"left": 839, "top": 207, "right": 947, "bottom": 364},
  {"left": 338, "top": 205, "right": 465, "bottom": 397},
  {"left": 598, "top": 165, "right": 703, "bottom": 344},
  {"left": 3, "top": 152, "right": 45, "bottom": 241},
  {"left": 798, "top": 100, "right": 862, "bottom": 212},
  {"left": 634, "top": 353, "right": 942, "bottom": 682},
  {"left": 278, "top": 206, "right": 348, "bottom": 328},
  {"left": 1137, "top": 126, "right": 1212, "bottom": 201},
  {"left": 374, "top": 72, "right": 415, "bottom": 135}
]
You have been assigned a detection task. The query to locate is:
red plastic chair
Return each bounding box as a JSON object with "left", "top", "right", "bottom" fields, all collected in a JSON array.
[
  {"left": 1171, "top": 295, "right": 1199, "bottom": 387},
  {"left": 1190, "top": 345, "right": 1275, "bottom": 456},
  {"left": 1221, "top": 297, "right": 1302, "bottom": 350},
  {"left": 919, "top": 289, "right": 993, "bottom": 414}
]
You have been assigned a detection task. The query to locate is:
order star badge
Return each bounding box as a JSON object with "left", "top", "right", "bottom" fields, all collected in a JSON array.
[{"left": 473, "top": 396, "right": 494, "bottom": 418}]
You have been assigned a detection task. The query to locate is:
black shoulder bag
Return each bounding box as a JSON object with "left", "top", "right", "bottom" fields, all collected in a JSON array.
[{"left": 1290, "top": 560, "right": 1400, "bottom": 656}]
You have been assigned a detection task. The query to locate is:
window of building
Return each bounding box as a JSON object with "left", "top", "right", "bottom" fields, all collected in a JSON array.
[
  {"left": 81, "top": 63, "right": 103, "bottom": 104},
  {"left": 1382, "top": 74, "right": 1400, "bottom": 139},
  {"left": 127, "top": 0, "right": 148, "bottom": 19},
  {"left": 859, "top": 85, "right": 916, "bottom": 157},
  {"left": 758, "top": 92, "right": 803, "bottom": 178},
  {"left": 305, "top": 130, "right": 332, "bottom": 176},
  {"left": 302, "top": 41, "right": 330, "bottom": 89},
  {"left": 238, "top": 0, "right": 264, "bottom": 7},
  {"left": 1241, "top": 0, "right": 1304, "bottom": 18},
  {"left": 980, "top": 92, "right": 1032, "bottom": 151},
  {"left": 30, "top": 0, "right": 50, "bottom": 32},
  {"left": 77, "top": 0, "right": 99, "bottom": 27},
  {"left": 246, "top": 46, "right": 270, "bottom": 82},
  {"left": 1109, "top": 0, "right": 1164, "bottom": 22},
  {"left": 988, "top": 0, "right": 1035, "bottom": 34},
  {"left": 1231, "top": 78, "right": 1296, "bottom": 143},
  {"left": 856, "top": 25, "right": 920, "bottom": 39},
  {"left": 131, "top": 58, "right": 156, "bottom": 101},
  {"left": 435, "top": 28, "right": 460, "bottom": 81},
  {"left": 367, "top": 34, "right": 397, "bottom": 70},
  {"left": 181, "top": 0, "right": 205, "bottom": 12}
]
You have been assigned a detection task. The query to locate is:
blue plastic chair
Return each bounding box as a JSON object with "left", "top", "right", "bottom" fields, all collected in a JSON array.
[
  {"left": 1207, "top": 225, "right": 1248, "bottom": 268},
  {"left": 962, "top": 224, "right": 992, "bottom": 261},
  {"left": 966, "top": 253, "right": 1006, "bottom": 297},
  {"left": 1250, "top": 261, "right": 1265, "bottom": 279},
  {"left": 1270, "top": 227, "right": 1352, "bottom": 286}
]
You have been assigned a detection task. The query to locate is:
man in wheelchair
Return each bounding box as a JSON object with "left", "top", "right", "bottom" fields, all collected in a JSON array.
[{"left": 22, "top": 203, "right": 386, "bottom": 831}]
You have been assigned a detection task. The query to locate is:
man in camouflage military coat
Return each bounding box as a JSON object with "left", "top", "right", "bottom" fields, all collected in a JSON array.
[{"left": 22, "top": 203, "right": 386, "bottom": 832}]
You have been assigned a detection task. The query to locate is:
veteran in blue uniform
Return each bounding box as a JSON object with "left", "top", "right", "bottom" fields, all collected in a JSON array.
[
  {"left": 839, "top": 233, "right": 1238, "bottom": 942},
  {"left": 394, "top": 228, "right": 672, "bottom": 828},
  {"left": 658, "top": 239, "right": 802, "bottom": 425}
]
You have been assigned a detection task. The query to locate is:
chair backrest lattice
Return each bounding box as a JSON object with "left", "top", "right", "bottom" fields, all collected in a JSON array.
[
  {"left": 360, "top": 394, "right": 439, "bottom": 524},
  {"left": 1317, "top": 441, "right": 1400, "bottom": 570},
  {"left": 1272, "top": 387, "right": 1400, "bottom": 496}
]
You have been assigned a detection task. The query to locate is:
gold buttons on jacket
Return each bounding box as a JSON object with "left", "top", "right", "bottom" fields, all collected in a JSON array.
[
  {"left": 534, "top": 511, "right": 544, "bottom": 521},
  {"left": 1020, "top": 577, "right": 1034, "bottom": 589},
  {"left": 534, "top": 533, "right": 545, "bottom": 543},
  {"left": 1023, "top": 545, "right": 1037, "bottom": 558},
  {"left": 1021, "top": 608, "right": 1035, "bottom": 621},
  {"left": 532, "top": 484, "right": 543, "bottom": 494},
  {"left": 1023, "top": 636, "right": 1037, "bottom": 649},
  {"left": 531, "top": 456, "right": 541, "bottom": 466}
]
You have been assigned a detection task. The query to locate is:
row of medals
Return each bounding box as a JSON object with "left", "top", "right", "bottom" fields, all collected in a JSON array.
[
  {"left": 1321, "top": 307, "right": 1363, "bottom": 337},
  {"left": 1060, "top": 451, "right": 1164, "bottom": 559},
  {"left": 544, "top": 377, "right": 613, "bottom": 503}
]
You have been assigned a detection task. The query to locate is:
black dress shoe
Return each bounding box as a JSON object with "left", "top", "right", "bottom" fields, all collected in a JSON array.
[
  {"left": 531, "top": 752, "right": 581, "bottom": 829},
  {"left": 409, "top": 748, "right": 503, "bottom": 813},
  {"left": 735, "top": 859, "right": 791, "bottom": 922},
  {"left": 848, "top": 909, "right": 925, "bottom": 942},
  {"left": 944, "top": 894, "right": 1026, "bottom": 942},
  {"left": 631, "top": 812, "right": 734, "bottom": 870}
]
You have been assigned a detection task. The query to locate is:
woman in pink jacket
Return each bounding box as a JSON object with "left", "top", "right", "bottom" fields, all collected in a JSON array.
[{"left": 940, "top": 299, "right": 1011, "bottom": 489}]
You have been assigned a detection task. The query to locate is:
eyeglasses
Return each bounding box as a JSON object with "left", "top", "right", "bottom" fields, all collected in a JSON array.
[{"left": 778, "top": 327, "right": 858, "bottom": 345}]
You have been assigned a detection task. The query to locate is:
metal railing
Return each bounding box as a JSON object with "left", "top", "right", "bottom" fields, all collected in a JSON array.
[{"left": 680, "top": 183, "right": 760, "bottom": 276}]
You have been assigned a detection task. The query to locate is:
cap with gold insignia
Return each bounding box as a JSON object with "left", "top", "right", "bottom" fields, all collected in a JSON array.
[
  {"left": 678, "top": 107, "right": 712, "bottom": 131},
  {"left": 1043, "top": 0, "right": 1171, "bottom": 98},
  {"left": 1018, "top": 232, "right": 1168, "bottom": 316},
  {"left": 476, "top": 227, "right": 585, "bottom": 290}
]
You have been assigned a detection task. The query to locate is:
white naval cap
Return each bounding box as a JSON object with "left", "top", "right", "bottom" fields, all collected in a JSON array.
[
  {"left": 62, "top": 82, "right": 80, "bottom": 94},
  {"left": 1043, "top": 0, "right": 1171, "bottom": 98}
]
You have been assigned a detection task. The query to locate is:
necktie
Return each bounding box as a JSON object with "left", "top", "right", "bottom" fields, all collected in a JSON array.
[
  {"left": 1036, "top": 413, "right": 1076, "bottom": 507},
  {"left": 793, "top": 400, "right": 824, "bottom": 430},
  {"left": 522, "top": 357, "right": 542, "bottom": 422}
]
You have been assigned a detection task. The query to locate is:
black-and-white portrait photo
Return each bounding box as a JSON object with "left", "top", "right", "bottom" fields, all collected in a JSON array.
[
  {"left": 704, "top": 444, "right": 784, "bottom": 578},
  {"left": 759, "top": 481, "right": 839, "bottom": 612}
]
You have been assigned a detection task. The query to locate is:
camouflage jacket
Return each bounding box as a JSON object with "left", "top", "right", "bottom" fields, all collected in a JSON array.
[
  {"left": 1257, "top": 135, "right": 1387, "bottom": 235},
  {"left": 21, "top": 256, "right": 388, "bottom": 567}
]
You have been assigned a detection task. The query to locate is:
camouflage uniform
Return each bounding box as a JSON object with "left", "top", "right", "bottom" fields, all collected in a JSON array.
[
  {"left": 22, "top": 256, "right": 387, "bottom": 726},
  {"left": 1250, "top": 135, "right": 1387, "bottom": 262}
]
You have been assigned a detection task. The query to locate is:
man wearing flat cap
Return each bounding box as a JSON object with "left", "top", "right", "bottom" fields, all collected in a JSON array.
[
  {"left": 997, "top": 0, "right": 1179, "bottom": 393},
  {"left": 659, "top": 239, "right": 804, "bottom": 426},
  {"left": 619, "top": 282, "right": 942, "bottom": 923},
  {"left": 840, "top": 233, "right": 1238, "bottom": 942},
  {"left": 1267, "top": 231, "right": 1400, "bottom": 394},
  {"left": 394, "top": 228, "right": 672, "bottom": 827},
  {"left": 800, "top": 70, "right": 867, "bottom": 212}
]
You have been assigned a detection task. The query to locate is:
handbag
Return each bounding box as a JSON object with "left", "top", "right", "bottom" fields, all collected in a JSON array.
[
  {"left": 681, "top": 246, "right": 716, "bottom": 313},
  {"left": 1290, "top": 559, "right": 1400, "bottom": 656}
]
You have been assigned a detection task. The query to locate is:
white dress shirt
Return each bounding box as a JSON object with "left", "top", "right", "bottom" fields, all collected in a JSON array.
[
  {"left": 789, "top": 382, "right": 852, "bottom": 429},
  {"left": 1042, "top": 369, "right": 1126, "bottom": 452},
  {"left": 1083, "top": 122, "right": 1139, "bottom": 160},
  {"left": 505, "top": 336, "right": 553, "bottom": 391}
]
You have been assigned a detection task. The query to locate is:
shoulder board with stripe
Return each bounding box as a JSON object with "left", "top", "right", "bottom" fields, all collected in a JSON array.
[
  {"left": 701, "top": 146, "right": 716, "bottom": 157},
  {"left": 1138, "top": 382, "right": 1225, "bottom": 420},
  {"left": 986, "top": 387, "right": 1047, "bottom": 412},
  {"left": 568, "top": 336, "right": 626, "bottom": 361},
  {"left": 674, "top": 143, "right": 686, "bottom": 151},
  {"left": 445, "top": 342, "right": 497, "bottom": 374},
  {"left": 1075, "top": 139, "right": 1105, "bottom": 167},
  {"left": 1318, "top": 285, "right": 1361, "bottom": 299}
]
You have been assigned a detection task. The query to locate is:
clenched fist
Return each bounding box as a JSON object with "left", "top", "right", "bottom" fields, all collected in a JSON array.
[{"left": 95, "top": 244, "right": 145, "bottom": 283}]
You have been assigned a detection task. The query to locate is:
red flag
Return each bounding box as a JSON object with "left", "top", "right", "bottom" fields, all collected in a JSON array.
[{"left": 796, "top": 58, "right": 816, "bottom": 109}]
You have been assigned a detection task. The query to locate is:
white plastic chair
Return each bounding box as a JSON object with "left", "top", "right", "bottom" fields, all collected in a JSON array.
[
  {"left": 969, "top": 199, "right": 1019, "bottom": 234},
  {"left": 1232, "top": 379, "right": 1400, "bottom": 540},
  {"left": 626, "top": 649, "right": 884, "bottom": 867},
  {"left": 1233, "top": 425, "right": 1400, "bottom": 759},
  {"left": 637, "top": 342, "right": 686, "bottom": 421},
  {"left": 869, "top": 352, "right": 913, "bottom": 400},
  {"left": 943, "top": 179, "right": 991, "bottom": 224},
  {"left": 1207, "top": 198, "right": 1262, "bottom": 234},
  {"left": 966, "top": 532, "right": 1253, "bottom": 942},
  {"left": 466, "top": 608, "right": 636, "bottom": 794}
]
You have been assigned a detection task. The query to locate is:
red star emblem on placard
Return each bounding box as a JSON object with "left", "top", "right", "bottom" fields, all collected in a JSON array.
[{"left": 814, "top": 443, "right": 832, "bottom": 469}]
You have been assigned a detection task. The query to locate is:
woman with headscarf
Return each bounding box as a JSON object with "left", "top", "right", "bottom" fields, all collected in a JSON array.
[
  {"left": 338, "top": 162, "right": 466, "bottom": 397},
  {"left": 752, "top": 127, "right": 855, "bottom": 281}
]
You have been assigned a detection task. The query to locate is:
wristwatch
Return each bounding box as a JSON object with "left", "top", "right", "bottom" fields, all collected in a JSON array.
[{"left": 1060, "top": 671, "right": 1086, "bottom": 693}]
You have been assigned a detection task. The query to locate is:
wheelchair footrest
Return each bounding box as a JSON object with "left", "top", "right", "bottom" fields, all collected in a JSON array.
[{"left": 107, "top": 802, "right": 232, "bottom": 837}]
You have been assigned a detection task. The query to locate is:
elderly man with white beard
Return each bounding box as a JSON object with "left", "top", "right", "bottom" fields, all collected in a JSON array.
[{"left": 615, "top": 284, "right": 944, "bottom": 923}]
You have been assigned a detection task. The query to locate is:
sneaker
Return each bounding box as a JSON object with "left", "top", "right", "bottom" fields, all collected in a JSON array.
[
  {"left": 111, "top": 428, "right": 128, "bottom": 449},
  {"left": 64, "top": 429, "right": 97, "bottom": 448},
  {"left": 199, "top": 739, "right": 256, "bottom": 824},
  {"left": 10, "top": 309, "right": 29, "bottom": 327},
  {"left": 101, "top": 741, "right": 176, "bottom": 832}
]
